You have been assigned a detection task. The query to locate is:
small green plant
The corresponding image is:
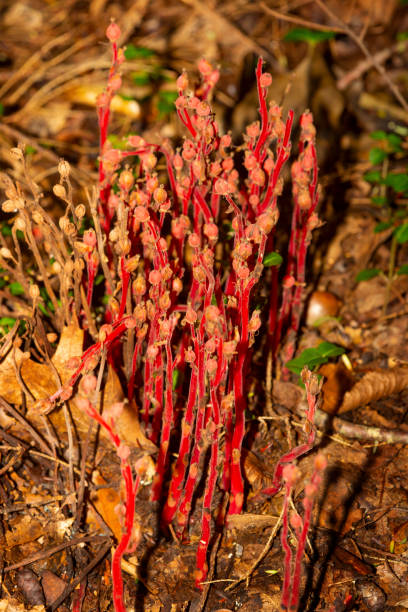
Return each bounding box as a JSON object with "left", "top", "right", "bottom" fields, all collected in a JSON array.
[
  {"left": 286, "top": 341, "right": 345, "bottom": 376},
  {"left": 283, "top": 28, "right": 336, "bottom": 44},
  {"left": 358, "top": 127, "right": 408, "bottom": 308}
]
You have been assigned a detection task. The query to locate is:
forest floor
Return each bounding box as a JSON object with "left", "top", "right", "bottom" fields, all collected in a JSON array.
[{"left": 1, "top": 1, "right": 408, "bottom": 611}]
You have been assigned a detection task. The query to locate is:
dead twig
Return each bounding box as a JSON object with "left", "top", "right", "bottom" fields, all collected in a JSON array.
[
  {"left": 337, "top": 41, "right": 408, "bottom": 90},
  {"left": 314, "top": 0, "right": 408, "bottom": 113},
  {"left": 261, "top": 1, "right": 408, "bottom": 113},
  {"left": 50, "top": 540, "right": 111, "bottom": 611},
  {"left": 0, "top": 396, "right": 53, "bottom": 456},
  {"left": 4, "top": 533, "right": 106, "bottom": 572}
]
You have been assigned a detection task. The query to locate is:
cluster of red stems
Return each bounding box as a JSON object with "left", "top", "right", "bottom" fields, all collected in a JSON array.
[{"left": 46, "top": 22, "right": 322, "bottom": 611}]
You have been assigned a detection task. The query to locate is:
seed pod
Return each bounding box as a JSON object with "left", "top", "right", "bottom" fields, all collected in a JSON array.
[
  {"left": 53, "top": 184, "right": 67, "bottom": 199},
  {"left": 58, "top": 159, "right": 70, "bottom": 178}
]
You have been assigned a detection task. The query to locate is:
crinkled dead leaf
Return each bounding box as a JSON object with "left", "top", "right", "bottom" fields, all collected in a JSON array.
[
  {"left": 0, "top": 323, "right": 154, "bottom": 451},
  {"left": 5, "top": 515, "right": 43, "bottom": 548}
]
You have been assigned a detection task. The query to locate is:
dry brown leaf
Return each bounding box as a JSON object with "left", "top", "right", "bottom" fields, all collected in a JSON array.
[
  {"left": 90, "top": 470, "right": 122, "bottom": 540},
  {"left": 353, "top": 276, "right": 388, "bottom": 315},
  {"left": 319, "top": 362, "right": 354, "bottom": 415},
  {"left": 242, "top": 449, "right": 274, "bottom": 492},
  {"left": 226, "top": 513, "right": 277, "bottom": 531},
  {"left": 338, "top": 368, "right": 408, "bottom": 414},
  {"left": 40, "top": 571, "right": 67, "bottom": 607},
  {"left": 0, "top": 323, "right": 154, "bottom": 453},
  {"left": 0, "top": 600, "right": 44, "bottom": 612},
  {"left": 5, "top": 515, "right": 44, "bottom": 548}
]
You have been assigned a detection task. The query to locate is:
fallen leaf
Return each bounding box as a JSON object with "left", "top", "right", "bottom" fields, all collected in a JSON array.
[
  {"left": 5, "top": 515, "right": 43, "bottom": 548},
  {"left": 90, "top": 470, "right": 122, "bottom": 540},
  {"left": 0, "top": 600, "right": 44, "bottom": 612},
  {"left": 41, "top": 570, "right": 67, "bottom": 606},
  {"left": 320, "top": 362, "right": 354, "bottom": 415},
  {"left": 0, "top": 323, "right": 154, "bottom": 451}
]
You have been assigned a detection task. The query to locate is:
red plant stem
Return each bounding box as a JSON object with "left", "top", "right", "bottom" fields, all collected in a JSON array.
[
  {"left": 259, "top": 111, "right": 294, "bottom": 215},
  {"left": 84, "top": 401, "right": 138, "bottom": 612},
  {"left": 176, "top": 107, "right": 197, "bottom": 139},
  {"left": 150, "top": 348, "right": 164, "bottom": 444},
  {"left": 195, "top": 383, "right": 221, "bottom": 587},
  {"left": 289, "top": 498, "right": 311, "bottom": 610},
  {"left": 72, "top": 581, "right": 86, "bottom": 612},
  {"left": 161, "top": 145, "right": 180, "bottom": 214},
  {"left": 111, "top": 464, "right": 138, "bottom": 612},
  {"left": 228, "top": 288, "right": 249, "bottom": 515},
  {"left": 280, "top": 480, "right": 294, "bottom": 610},
  {"left": 176, "top": 266, "right": 214, "bottom": 536},
  {"left": 49, "top": 318, "right": 133, "bottom": 403},
  {"left": 162, "top": 336, "right": 198, "bottom": 525},
  {"left": 254, "top": 59, "right": 270, "bottom": 160},
  {"left": 195, "top": 349, "right": 226, "bottom": 586},
  {"left": 262, "top": 376, "right": 318, "bottom": 498},
  {"left": 151, "top": 320, "right": 176, "bottom": 502},
  {"left": 176, "top": 344, "right": 206, "bottom": 538},
  {"left": 281, "top": 145, "right": 319, "bottom": 366},
  {"left": 193, "top": 188, "right": 212, "bottom": 223},
  {"left": 289, "top": 462, "right": 324, "bottom": 611},
  {"left": 228, "top": 236, "right": 267, "bottom": 516}
]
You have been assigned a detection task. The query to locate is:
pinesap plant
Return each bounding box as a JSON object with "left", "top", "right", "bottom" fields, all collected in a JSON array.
[{"left": 0, "top": 22, "right": 323, "bottom": 610}]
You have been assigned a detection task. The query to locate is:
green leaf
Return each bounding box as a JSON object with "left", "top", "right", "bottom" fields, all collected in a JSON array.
[
  {"left": 9, "top": 282, "right": 24, "bottom": 296},
  {"left": 316, "top": 341, "right": 345, "bottom": 359},
  {"left": 94, "top": 274, "right": 105, "bottom": 286},
  {"left": 0, "top": 317, "right": 16, "bottom": 327},
  {"left": 364, "top": 170, "right": 382, "bottom": 183},
  {"left": 38, "top": 303, "right": 50, "bottom": 316},
  {"left": 1, "top": 225, "right": 12, "bottom": 236},
  {"left": 355, "top": 268, "right": 381, "bottom": 282},
  {"left": 124, "top": 44, "right": 154, "bottom": 60},
  {"left": 371, "top": 196, "right": 387, "bottom": 206},
  {"left": 263, "top": 252, "right": 283, "bottom": 267},
  {"left": 25, "top": 145, "right": 37, "bottom": 155},
  {"left": 369, "top": 147, "right": 387, "bottom": 164},
  {"left": 370, "top": 130, "right": 387, "bottom": 140},
  {"left": 131, "top": 71, "right": 151, "bottom": 86},
  {"left": 284, "top": 27, "right": 336, "bottom": 43},
  {"left": 286, "top": 349, "right": 321, "bottom": 374},
  {"left": 0, "top": 103, "right": 4, "bottom": 117},
  {"left": 394, "top": 223, "right": 408, "bottom": 243},
  {"left": 172, "top": 369, "right": 181, "bottom": 391},
  {"left": 285, "top": 342, "right": 345, "bottom": 375},
  {"left": 157, "top": 90, "right": 178, "bottom": 115},
  {"left": 397, "top": 264, "right": 408, "bottom": 275},
  {"left": 386, "top": 133, "right": 403, "bottom": 151},
  {"left": 374, "top": 221, "right": 393, "bottom": 233},
  {"left": 107, "top": 134, "right": 128, "bottom": 150},
  {"left": 385, "top": 173, "right": 408, "bottom": 193}
]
